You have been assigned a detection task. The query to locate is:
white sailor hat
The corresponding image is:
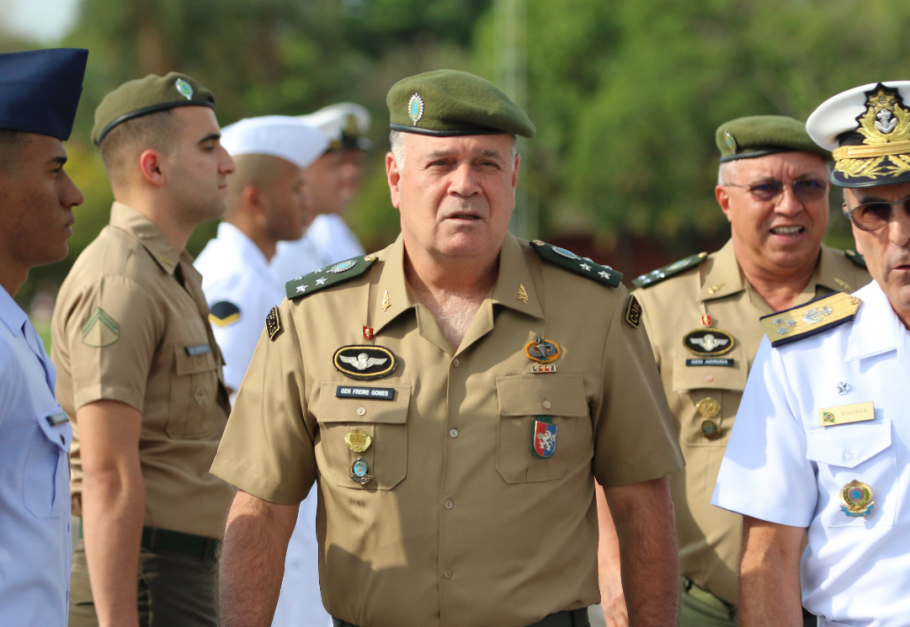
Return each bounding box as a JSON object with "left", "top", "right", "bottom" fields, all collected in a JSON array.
[
  {"left": 807, "top": 81, "right": 910, "bottom": 188},
  {"left": 219, "top": 115, "right": 328, "bottom": 169},
  {"left": 300, "top": 102, "right": 371, "bottom": 151}
]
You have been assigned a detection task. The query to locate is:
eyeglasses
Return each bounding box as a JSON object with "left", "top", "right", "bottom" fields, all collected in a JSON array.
[
  {"left": 844, "top": 196, "right": 910, "bottom": 232},
  {"left": 724, "top": 179, "right": 829, "bottom": 203}
]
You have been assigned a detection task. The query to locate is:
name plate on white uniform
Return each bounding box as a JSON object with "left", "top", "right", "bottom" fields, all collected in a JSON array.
[{"left": 819, "top": 401, "right": 874, "bottom": 427}]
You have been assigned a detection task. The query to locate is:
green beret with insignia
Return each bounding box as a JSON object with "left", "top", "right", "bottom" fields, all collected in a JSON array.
[
  {"left": 716, "top": 115, "right": 830, "bottom": 163},
  {"left": 92, "top": 72, "right": 215, "bottom": 146},
  {"left": 387, "top": 69, "right": 536, "bottom": 138}
]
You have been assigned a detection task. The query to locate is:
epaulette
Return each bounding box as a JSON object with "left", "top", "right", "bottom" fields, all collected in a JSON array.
[
  {"left": 530, "top": 240, "right": 622, "bottom": 287},
  {"left": 760, "top": 291, "right": 862, "bottom": 348},
  {"left": 632, "top": 252, "right": 708, "bottom": 288},
  {"left": 845, "top": 250, "right": 867, "bottom": 269},
  {"left": 285, "top": 254, "right": 376, "bottom": 300}
]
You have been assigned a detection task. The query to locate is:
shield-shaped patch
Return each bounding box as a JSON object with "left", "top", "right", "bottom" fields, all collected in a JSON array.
[{"left": 532, "top": 417, "right": 557, "bottom": 459}]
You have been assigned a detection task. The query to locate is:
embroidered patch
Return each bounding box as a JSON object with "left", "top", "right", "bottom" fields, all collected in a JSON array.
[{"left": 82, "top": 308, "right": 120, "bottom": 348}]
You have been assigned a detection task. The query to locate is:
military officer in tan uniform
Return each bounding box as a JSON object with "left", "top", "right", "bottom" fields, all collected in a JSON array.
[
  {"left": 51, "top": 73, "right": 237, "bottom": 627},
  {"left": 598, "top": 116, "right": 871, "bottom": 627},
  {"left": 211, "top": 70, "right": 684, "bottom": 627}
]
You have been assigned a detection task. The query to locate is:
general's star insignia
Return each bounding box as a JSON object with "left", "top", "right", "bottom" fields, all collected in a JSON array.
[
  {"left": 316, "top": 278, "right": 326, "bottom": 286},
  {"left": 296, "top": 284, "right": 308, "bottom": 293},
  {"left": 580, "top": 263, "right": 592, "bottom": 271},
  {"left": 598, "top": 270, "right": 611, "bottom": 279}
]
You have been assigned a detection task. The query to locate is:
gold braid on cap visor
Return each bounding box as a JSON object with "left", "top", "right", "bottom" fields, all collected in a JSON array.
[{"left": 834, "top": 86, "right": 910, "bottom": 179}]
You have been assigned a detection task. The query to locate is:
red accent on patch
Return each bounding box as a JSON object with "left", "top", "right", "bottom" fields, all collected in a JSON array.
[
  {"left": 362, "top": 326, "right": 374, "bottom": 340},
  {"left": 701, "top": 315, "right": 713, "bottom": 327}
]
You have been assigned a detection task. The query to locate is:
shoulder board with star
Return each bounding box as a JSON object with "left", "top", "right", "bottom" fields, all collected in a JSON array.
[
  {"left": 530, "top": 240, "right": 622, "bottom": 287},
  {"left": 632, "top": 252, "right": 708, "bottom": 288},
  {"left": 760, "top": 291, "right": 862, "bottom": 348},
  {"left": 845, "top": 249, "right": 867, "bottom": 270},
  {"left": 286, "top": 254, "right": 376, "bottom": 300}
]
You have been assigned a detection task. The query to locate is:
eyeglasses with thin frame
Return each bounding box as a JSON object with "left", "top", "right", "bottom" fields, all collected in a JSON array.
[
  {"left": 724, "top": 179, "right": 829, "bottom": 203},
  {"left": 843, "top": 196, "right": 910, "bottom": 232}
]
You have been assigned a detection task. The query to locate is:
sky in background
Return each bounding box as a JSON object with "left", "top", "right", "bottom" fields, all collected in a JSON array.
[{"left": 0, "top": 0, "right": 81, "bottom": 43}]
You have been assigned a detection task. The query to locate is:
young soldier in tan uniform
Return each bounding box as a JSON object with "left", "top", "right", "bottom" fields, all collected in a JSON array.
[
  {"left": 598, "top": 116, "right": 870, "bottom": 627},
  {"left": 51, "top": 73, "right": 237, "bottom": 627},
  {"left": 211, "top": 70, "right": 684, "bottom": 627}
]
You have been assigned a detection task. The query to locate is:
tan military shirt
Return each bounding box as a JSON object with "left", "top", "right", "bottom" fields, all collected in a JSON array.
[
  {"left": 635, "top": 239, "right": 871, "bottom": 604},
  {"left": 52, "top": 202, "right": 235, "bottom": 540},
  {"left": 211, "top": 233, "right": 683, "bottom": 627}
]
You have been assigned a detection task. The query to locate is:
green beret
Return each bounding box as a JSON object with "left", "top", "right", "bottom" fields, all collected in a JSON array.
[
  {"left": 92, "top": 72, "right": 215, "bottom": 146},
  {"left": 387, "top": 69, "right": 535, "bottom": 138},
  {"left": 716, "top": 115, "right": 830, "bottom": 163}
]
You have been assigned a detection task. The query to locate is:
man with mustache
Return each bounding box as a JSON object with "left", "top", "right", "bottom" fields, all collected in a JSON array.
[
  {"left": 52, "top": 73, "right": 236, "bottom": 627},
  {"left": 0, "top": 47, "right": 87, "bottom": 627},
  {"left": 600, "top": 116, "right": 870, "bottom": 627},
  {"left": 211, "top": 69, "right": 684, "bottom": 627},
  {"left": 713, "top": 81, "right": 910, "bottom": 627}
]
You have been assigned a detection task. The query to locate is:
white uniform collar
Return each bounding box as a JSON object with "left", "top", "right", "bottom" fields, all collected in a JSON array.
[
  {"left": 0, "top": 287, "right": 27, "bottom": 337},
  {"left": 216, "top": 221, "right": 271, "bottom": 276},
  {"left": 845, "top": 280, "right": 905, "bottom": 362}
]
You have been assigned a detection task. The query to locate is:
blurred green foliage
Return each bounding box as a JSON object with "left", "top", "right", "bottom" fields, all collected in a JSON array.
[{"left": 7, "top": 0, "right": 910, "bottom": 310}]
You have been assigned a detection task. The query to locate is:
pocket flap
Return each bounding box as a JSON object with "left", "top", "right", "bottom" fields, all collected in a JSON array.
[
  {"left": 318, "top": 382, "right": 411, "bottom": 424},
  {"left": 174, "top": 347, "right": 217, "bottom": 376},
  {"left": 496, "top": 374, "right": 588, "bottom": 417},
  {"left": 671, "top": 354, "right": 747, "bottom": 392},
  {"left": 806, "top": 421, "right": 891, "bottom": 468}
]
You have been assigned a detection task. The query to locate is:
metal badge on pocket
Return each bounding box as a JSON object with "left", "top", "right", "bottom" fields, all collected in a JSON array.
[{"left": 532, "top": 416, "right": 557, "bottom": 459}]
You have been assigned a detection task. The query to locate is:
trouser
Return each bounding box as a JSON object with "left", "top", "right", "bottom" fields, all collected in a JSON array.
[
  {"left": 333, "top": 608, "right": 590, "bottom": 627},
  {"left": 680, "top": 576, "right": 818, "bottom": 627},
  {"left": 69, "top": 535, "right": 218, "bottom": 627}
]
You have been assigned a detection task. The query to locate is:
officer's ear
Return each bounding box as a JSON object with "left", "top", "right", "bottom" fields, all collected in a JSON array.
[
  {"left": 241, "top": 184, "right": 267, "bottom": 217},
  {"left": 138, "top": 149, "right": 166, "bottom": 187},
  {"left": 715, "top": 185, "right": 734, "bottom": 222},
  {"left": 386, "top": 151, "right": 402, "bottom": 210}
]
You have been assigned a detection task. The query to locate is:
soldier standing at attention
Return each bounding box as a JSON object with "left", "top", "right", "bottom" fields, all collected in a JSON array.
[
  {"left": 598, "top": 116, "right": 870, "bottom": 627},
  {"left": 211, "top": 69, "right": 684, "bottom": 627},
  {"left": 0, "top": 47, "right": 87, "bottom": 627},
  {"left": 51, "top": 73, "right": 236, "bottom": 627}
]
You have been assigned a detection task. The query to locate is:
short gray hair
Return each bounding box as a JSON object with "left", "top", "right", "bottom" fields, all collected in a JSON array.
[
  {"left": 717, "top": 157, "right": 834, "bottom": 186},
  {"left": 388, "top": 129, "right": 519, "bottom": 168}
]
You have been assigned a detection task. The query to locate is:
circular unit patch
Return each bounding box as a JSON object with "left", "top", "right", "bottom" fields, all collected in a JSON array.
[
  {"left": 525, "top": 338, "right": 561, "bottom": 364},
  {"left": 351, "top": 458, "right": 373, "bottom": 485},
  {"left": 701, "top": 419, "right": 722, "bottom": 440},
  {"left": 683, "top": 328, "right": 735, "bottom": 357},
  {"left": 334, "top": 345, "right": 398, "bottom": 380}
]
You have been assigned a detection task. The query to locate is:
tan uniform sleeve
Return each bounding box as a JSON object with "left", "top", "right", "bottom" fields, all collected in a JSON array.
[
  {"left": 210, "top": 299, "right": 317, "bottom": 505},
  {"left": 592, "top": 286, "right": 684, "bottom": 487},
  {"left": 65, "top": 276, "right": 162, "bottom": 412}
]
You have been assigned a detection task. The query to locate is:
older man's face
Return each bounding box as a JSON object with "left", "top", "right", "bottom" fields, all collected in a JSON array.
[
  {"left": 716, "top": 152, "right": 830, "bottom": 276},
  {"left": 845, "top": 183, "right": 910, "bottom": 322},
  {"left": 387, "top": 133, "right": 518, "bottom": 261}
]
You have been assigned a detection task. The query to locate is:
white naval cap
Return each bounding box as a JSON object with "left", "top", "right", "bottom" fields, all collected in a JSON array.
[
  {"left": 300, "top": 102, "right": 371, "bottom": 151},
  {"left": 807, "top": 81, "right": 910, "bottom": 188},
  {"left": 220, "top": 115, "right": 329, "bottom": 169}
]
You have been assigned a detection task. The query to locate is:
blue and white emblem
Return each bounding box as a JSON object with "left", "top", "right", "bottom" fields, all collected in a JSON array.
[
  {"left": 551, "top": 246, "right": 580, "bottom": 260},
  {"left": 328, "top": 259, "right": 358, "bottom": 274},
  {"left": 532, "top": 417, "right": 557, "bottom": 459},
  {"left": 175, "top": 78, "right": 194, "bottom": 100},
  {"left": 408, "top": 94, "right": 424, "bottom": 125}
]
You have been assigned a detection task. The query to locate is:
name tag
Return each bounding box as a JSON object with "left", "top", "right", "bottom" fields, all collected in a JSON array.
[
  {"left": 185, "top": 344, "right": 212, "bottom": 357},
  {"left": 45, "top": 411, "right": 69, "bottom": 427},
  {"left": 820, "top": 401, "right": 875, "bottom": 427},
  {"left": 335, "top": 386, "right": 395, "bottom": 401},
  {"left": 685, "top": 358, "right": 734, "bottom": 367}
]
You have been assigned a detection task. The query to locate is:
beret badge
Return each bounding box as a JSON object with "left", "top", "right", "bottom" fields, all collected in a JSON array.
[
  {"left": 834, "top": 84, "right": 910, "bottom": 182},
  {"left": 724, "top": 131, "right": 737, "bottom": 153},
  {"left": 407, "top": 93, "right": 424, "bottom": 126},
  {"left": 175, "top": 78, "right": 194, "bottom": 100}
]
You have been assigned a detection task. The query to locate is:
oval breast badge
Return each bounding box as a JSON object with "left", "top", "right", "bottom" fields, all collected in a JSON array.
[
  {"left": 525, "top": 337, "right": 561, "bottom": 364},
  {"left": 333, "top": 345, "right": 398, "bottom": 380},
  {"left": 683, "top": 328, "right": 735, "bottom": 357}
]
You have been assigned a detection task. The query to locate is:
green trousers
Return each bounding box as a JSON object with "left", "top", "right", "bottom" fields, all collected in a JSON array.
[
  {"left": 679, "top": 576, "right": 818, "bottom": 627},
  {"left": 69, "top": 537, "right": 218, "bottom": 627}
]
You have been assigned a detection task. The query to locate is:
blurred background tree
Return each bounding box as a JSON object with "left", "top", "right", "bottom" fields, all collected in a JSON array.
[{"left": 4, "top": 0, "right": 910, "bottom": 315}]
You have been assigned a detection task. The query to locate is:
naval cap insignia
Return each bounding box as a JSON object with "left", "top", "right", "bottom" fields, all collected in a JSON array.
[
  {"left": 175, "top": 78, "right": 194, "bottom": 100},
  {"left": 334, "top": 345, "right": 398, "bottom": 380},
  {"left": 408, "top": 93, "right": 424, "bottom": 125},
  {"left": 525, "top": 337, "right": 561, "bottom": 364},
  {"left": 683, "top": 328, "right": 734, "bottom": 356}
]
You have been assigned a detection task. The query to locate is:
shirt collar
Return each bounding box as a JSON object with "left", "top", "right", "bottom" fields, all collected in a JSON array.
[
  {"left": 488, "top": 232, "right": 544, "bottom": 319},
  {"left": 216, "top": 222, "right": 271, "bottom": 276},
  {"left": 0, "top": 287, "right": 27, "bottom": 337},
  {"left": 109, "top": 201, "right": 183, "bottom": 275},
  {"left": 845, "top": 280, "right": 903, "bottom": 362}
]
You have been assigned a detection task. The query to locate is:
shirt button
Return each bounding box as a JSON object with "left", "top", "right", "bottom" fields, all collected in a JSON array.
[
  {"left": 356, "top": 407, "right": 366, "bottom": 416},
  {"left": 452, "top": 358, "right": 460, "bottom": 367},
  {"left": 449, "top": 429, "right": 459, "bottom": 438},
  {"left": 444, "top": 500, "right": 454, "bottom": 510},
  {"left": 443, "top": 569, "right": 453, "bottom": 579},
  {"left": 704, "top": 375, "right": 714, "bottom": 383},
  {"left": 542, "top": 400, "right": 552, "bottom": 410},
  {"left": 844, "top": 450, "right": 854, "bottom": 462}
]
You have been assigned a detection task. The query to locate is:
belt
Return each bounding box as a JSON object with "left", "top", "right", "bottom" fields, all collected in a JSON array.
[
  {"left": 333, "top": 608, "right": 589, "bottom": 627},
  {"left": 681, "top": 575, "right": 735, "bottom": 620},
  {"left": 75, "top": 518, "right": 219, "bottom": 561}
]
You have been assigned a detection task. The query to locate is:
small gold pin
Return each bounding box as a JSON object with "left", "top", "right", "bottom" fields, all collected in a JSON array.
[
  {"left": 517, "top": 284, "right": 529, "bottom": 304},
  {"left": 834, "top": 278, "right": 851, "bottom": 291},
  {"left": 381, "top": 291, "right": 391, "bottom": 311},
  {"left": 707, "top": 284, "right": 724, "bottom": 295},
  {"left": 364, "top": 254, "right": 377, "bottom": 262}
]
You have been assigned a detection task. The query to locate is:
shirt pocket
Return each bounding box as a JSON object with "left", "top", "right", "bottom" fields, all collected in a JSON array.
[
  {"left": 317, "top": 382, "right": 411, "bottom": 490},
  {"left": 672, "top": 353, "right": 747, "bottom": 448},
  {"left": 495, "top": 374, "right": 589, "bottom": 484},
  {"left": 806, "top": 421, "right": 897, "bottom": 528},
  {"left": 23, "top": 407, "right": 72, "bottom": 519},
  {"left": 167, "top": 346, "right": 221, "bottom": 439}
]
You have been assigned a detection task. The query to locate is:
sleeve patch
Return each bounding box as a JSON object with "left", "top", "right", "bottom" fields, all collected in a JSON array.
[
  {"left": 209, "top": 301, "right": 241, "bottom": 327},
  {"left": 82, "top": 308, "right": 120, "bottom": 347},
  {"left": 623, "top": 295, "right": 642, "bottom": 329},
  {"left": 265, "top": 306, "right": 282, "bottom": 341}
]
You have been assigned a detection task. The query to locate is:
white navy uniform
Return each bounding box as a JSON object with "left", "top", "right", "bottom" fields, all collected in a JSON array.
[
  {"left": 306, "top": 213, "right": 365, "bottom": 267},
  {"left": 0, "top": 287, "right": 73, "bottom": 626},
  {"left": 712, "top": 281, "right": 910, "bottom": 627}
]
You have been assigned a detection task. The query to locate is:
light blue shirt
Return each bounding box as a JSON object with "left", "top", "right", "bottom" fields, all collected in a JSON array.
[
  {"left": 0, "top": 287, "right": 73, "bottom": 626},
  {"left": 713, "top": 281, "right": 910, "bottom": 627}
]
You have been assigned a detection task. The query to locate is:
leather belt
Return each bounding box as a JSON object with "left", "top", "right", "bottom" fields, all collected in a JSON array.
[
  {"left": 333, "top": 608, "right": 590, "bottom": 627},
  {"left": 75, "top": 518, "right": 219, "bottom": 561}
]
